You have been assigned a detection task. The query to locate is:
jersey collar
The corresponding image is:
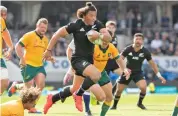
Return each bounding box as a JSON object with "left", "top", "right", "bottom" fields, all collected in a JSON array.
[{"left": 34, "top": 31, "right": 43, "bottom": 39}]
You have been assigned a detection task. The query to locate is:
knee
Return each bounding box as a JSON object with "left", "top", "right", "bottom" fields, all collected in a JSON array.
[
  {"left": 105, "top": 96, "right": 113, "bottom": 102},
  {"left": 97, "top": 94, "right": 106, "bottom": 102},
  {"left": 140, "top": 87, "right": 147, "bottom": 93}
]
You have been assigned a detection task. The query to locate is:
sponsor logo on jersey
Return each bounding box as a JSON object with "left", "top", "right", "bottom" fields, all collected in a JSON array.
[
  {"left": 132, "top": 57, "right": 139, "bottom": 60},
  {"left": 80, "top": 28, "right": 85, "bottom": 31},
  {"left": 139, "top": 53, "right": 144, "bottom": 57}
]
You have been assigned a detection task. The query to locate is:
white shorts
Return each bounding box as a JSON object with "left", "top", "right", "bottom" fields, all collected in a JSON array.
[{"left": 0, "top": 67, "right": 9, "bottom": 79}]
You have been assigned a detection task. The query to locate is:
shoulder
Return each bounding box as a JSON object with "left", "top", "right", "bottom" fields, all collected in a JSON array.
[
  {"left": 124, "top": 44, "right": 132, "bottom": 51},
  {"left": 23, "top": 31, "right": 34, "bottom": 37},
  {"left": 142, "top": 47, "right": 151, "bottom": 54}
]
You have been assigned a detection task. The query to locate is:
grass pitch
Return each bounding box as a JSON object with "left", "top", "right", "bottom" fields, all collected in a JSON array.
[{"left": 1, "top": 94, "right": 176, "bottom": 116}]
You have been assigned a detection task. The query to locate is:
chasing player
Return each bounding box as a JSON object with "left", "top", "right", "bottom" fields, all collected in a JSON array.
[{"left": 111, "top": 33, "right": 166, "bottom": 110}]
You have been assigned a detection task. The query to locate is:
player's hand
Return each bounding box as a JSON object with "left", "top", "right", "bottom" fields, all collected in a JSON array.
[
  {"left": 19, "top": 58, "right": 26, "bottom": 68},
  {"left": 159, "top": 76, "right": 166, "bottom": 84},
  {"left": 3, "top": 48, "right": 13, "bottom": 60},
  {"left": 43, "top": 50, "right": 52, "bottom": 61},
  {"left": 63, "top": 73, "right": 74, "bottom": 85},
  {"left": 87, "top": 30, "right": 100, "bottom": 42},
  {"left": 123, "top": 68, "right": 131, "bottom": 80},
  {"left": 46, "top": 57, "right": 56, "bottom": 63}
]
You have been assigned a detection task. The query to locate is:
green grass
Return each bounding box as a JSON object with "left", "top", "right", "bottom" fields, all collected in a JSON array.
[{"left": 1, "top": 94, "right": 177, "bottom": 116}]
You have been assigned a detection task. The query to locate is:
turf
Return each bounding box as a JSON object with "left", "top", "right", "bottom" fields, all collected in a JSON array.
[{"left": 1, "top": 94, "right": 176, "bottom": 116}]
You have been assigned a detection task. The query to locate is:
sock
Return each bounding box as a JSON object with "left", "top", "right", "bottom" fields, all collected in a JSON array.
[
  {"left": 52, "top": 86, "right": 72, "bottom": 103},
  {"left": 112, "top": 96, "right": 120, "bottom": 108},
  {"left": 15, "top": 83, "right": 24, "bottom": 90},
  {"left": 172, "top": 106, "right": 178, "bottom": 116},
  {"left": 112, "top": 83, "right": 117, "bottom": 95},
  {"left": 83, "top": 91, "right": 90, "bottom": 112},
  {"left": 138, "top": 93, "right": 146, "bottom": 105},
  {"left": 76, "top": 77, "right": 95, "bottom": 96},
  {"left": 100, "top": 101, "right": 111, "bottom": 116}
]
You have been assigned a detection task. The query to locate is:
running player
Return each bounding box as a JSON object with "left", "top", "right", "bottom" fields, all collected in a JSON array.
[
  {"left": 111, "top": 33, "right": 166, "bottom": 110},
  {"left": 8, "top": 18, "right": 52, "bottom": 113},
  {"left": 44, "top": 37, "right": 129, "bottom": 116},
  {"left": 0, "top": 87, "right": 41, "bottom": 116},
  {"left": 0, "top": 6, "right": 14, "bottom": 95},
  {"left": 43, "top": 2, "right": 113, "bottom": 112}
]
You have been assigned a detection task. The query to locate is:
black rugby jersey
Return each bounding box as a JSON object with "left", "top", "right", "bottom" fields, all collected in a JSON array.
[
  {"left": 121, "top": 45, "right": 152, "bottom": 73},
  {"left": 111, "top": 33, "right": 118, "bottom": 48},
  {"left": 65, "top": 19, "right": 105, "bottom": 57}
]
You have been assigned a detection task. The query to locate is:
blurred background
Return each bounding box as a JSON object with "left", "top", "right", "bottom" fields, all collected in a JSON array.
[{"left": 2, "top": 1, "right": 178, "bottom": 94}]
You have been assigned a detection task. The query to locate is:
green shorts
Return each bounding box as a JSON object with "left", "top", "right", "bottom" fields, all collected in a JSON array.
[
  {"left": 21, "top": 64, "right": 46, "bottom": 83},
  {"left": 98, "top": 70, "right": 110, "bottom": 86},
  {"left": 0, "top": 58, "right": 7, "bottom": 68}
]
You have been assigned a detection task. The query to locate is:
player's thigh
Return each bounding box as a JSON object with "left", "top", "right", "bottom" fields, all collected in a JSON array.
[
  {"left": 113, "top": 68, "right": 123, "bottom": 76},
  {"left": 71, "top": 58, "right": 101, "bottom": 82},
  {"left": 0, "top": 78, "right": 9, "bottom": 87},
  {"left": 25, "top": 79, "right": 34, "bottom": 88},
  {"left": 101, "top": 82, "right": 113, "bottom": 101},
  {"left": 136, "top": 79, "right": 147, "bottom": 90},
  {"left": 90, "top": 84, "right": 106, "bottom": 102},
  {"left": 34, "top": 73, "right": 46, "bottom": 90},
  {"left": 71, "top": 75, "right": 84, "bottom": 93}
]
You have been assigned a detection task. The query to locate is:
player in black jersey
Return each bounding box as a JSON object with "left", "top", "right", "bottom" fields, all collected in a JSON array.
[
  {"left": 42, "top": 2, "right": 114, "bottom": 114},
  {"left": 111, "top": 33, "right": 166, "bottom": 110},
  {"left": 105, "top": 21, "right": 123, "bottom": 93}
]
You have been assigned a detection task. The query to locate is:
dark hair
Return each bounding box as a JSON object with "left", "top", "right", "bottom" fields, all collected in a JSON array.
[
  {"left": 134, "top": 33, "right": 144, "bottom": 39},
  {"left": 77, "top": 2, "right": 97, "bottom": 18}
]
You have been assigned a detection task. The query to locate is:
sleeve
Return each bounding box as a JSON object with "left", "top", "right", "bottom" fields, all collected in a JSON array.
[
  {"left": 65, "top": 21, "right": 77, "bottom": 34},
  {"left": 121, "top": 46, "right": 130, "bottom": 57},
  {"left": 96, "top": 20, "right": 105, "bottom": 32},
  {"left": 68, "top": 39, "right": 75, "bottom": 51},
  {"left": 19, "top": 33, "right": 30, "bottom": 47},
  {"left": 145, "top": 49, "right": 152, "bottom": 61},
  {"left": 111, "top": 44, "right": 120, "bottom": 60}
]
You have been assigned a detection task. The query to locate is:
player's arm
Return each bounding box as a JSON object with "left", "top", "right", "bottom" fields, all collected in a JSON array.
[
  {"left": 148, "top": 59, "right": 166, "bottom": 84},
  {"left": 99, "top": 28, "right": 112, "bottom": 43},
  {"left": 43, "top": 22, "right": 77, "bottom": 60},
  {"left": 112, "top": 45, "right": 130, "bottom": 79},
  {"left": 15, "top": 34, "right": 29, "bottom": 67},
  {"left": 145, "top": 49, "right": 166, "bottom": 84},
  {"left": 2, "top": 28, "right": 14, "bottom": 60}
]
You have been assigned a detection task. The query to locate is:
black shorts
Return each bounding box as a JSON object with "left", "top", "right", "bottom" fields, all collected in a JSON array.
[
  {"left": 118, "top": 72, "right": 145, "bottom": 85},
  {"left": 105, "top": 59, "right": 119, "bottom": 75},
  {"left": 71, "top": 56, "right": 93, "bottom": 77}
]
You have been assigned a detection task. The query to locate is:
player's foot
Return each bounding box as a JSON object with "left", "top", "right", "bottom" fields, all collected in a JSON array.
[
  {"left": 110, "top": 106, "right": 117, "bottom": 110},
  {"left": 73, "top": 92, "right": 83, "bottom": 112},
  {"left": 8, "top": 82, "right": 17, "bottom": 97},
  {"left": 137, "top": 103, "right": 147, "bottom": 110},
  {"left": 43, "top": 94, "right": 54, "bottom": 114},
  {"left": 61, "top": 97, "right": 66, "bottom": 103},
  {"left": 28, "top": 107, "right": 42, "bottom": 114},
  {"left": 85, "top": 110, "right": 93, "bottom": 116}
]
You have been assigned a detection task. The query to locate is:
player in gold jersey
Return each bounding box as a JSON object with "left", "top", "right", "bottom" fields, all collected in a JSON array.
[
  {"left": 8, "top": 18, "right": 53, "bottom": 113},
  {"left": 0, "top": 6, "right": 14, "bottom": 95},
  {"left": 0, "top": 87, "right": 41, "bottom": 116}
]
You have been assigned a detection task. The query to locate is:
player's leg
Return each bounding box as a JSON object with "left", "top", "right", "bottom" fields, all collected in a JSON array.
[
  {"left": 111, "top": 68, "right": 122, "bottom": 94},
  {"left": 172, "top": 96, "right": 178, "bottom": 116},
  {"left": 111, "top": 74, "right": 130, "bottom": 110},
  {"left": 72, "top": 59, "right": 101, "bottom": 112},
  {"left": 83, "top": 90, "right": 92, "bottom": 116},
  {"left": 98, "top": 71, "right": 113, "bottom": 116},
  {"left": 134, "top": 75, "right": 147, "bottom": 110},
  {"left": 0, "top": 59, "right": 9, "bottom": 95},
  {"left": 43, "top": 74, "right": 84, "bottom": 114}
]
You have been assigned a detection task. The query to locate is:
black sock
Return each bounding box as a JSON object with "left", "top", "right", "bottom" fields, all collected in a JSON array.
[
  {"left": 76, "top": 77, "right": 95, "bottom": 96},
  {"left": 138, "top": 93, "right": 146, "bottom": 105},
  {"left": 112, "top": 83, "right": 117, "bottom": 95},
  {"left": 112, "top": 96, "right": 121, "bottom": 108},
  {"left": 52, "top": 86, "right": 72, "bottom": 103}
]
